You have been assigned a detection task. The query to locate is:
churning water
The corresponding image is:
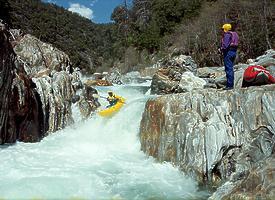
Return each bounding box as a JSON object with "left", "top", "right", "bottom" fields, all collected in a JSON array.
[{"left": 0, "top": 85, "right": 207, "bottom": 199}]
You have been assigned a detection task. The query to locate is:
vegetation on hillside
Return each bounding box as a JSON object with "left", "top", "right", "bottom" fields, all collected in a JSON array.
[
  {"left": 112, "top": 0, "right": 274, "bottom": 67},
  {"left": 3, "top": 0, "right": 119, "bottom": 73},
  {"left": 166, "top": 0, "right": 275, "bottom": 66},
  {"left": 1, "top": 0, "right": 274, "bottom": 73}
]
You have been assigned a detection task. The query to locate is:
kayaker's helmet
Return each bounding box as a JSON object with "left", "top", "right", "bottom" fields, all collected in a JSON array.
[{"left": 107, "top": 91, "right": 113, "bottom": 96}]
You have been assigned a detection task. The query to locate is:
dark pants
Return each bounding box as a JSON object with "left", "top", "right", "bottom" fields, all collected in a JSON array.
[{"left": 223, "top": 49, "right": 237, "bottom": 88}]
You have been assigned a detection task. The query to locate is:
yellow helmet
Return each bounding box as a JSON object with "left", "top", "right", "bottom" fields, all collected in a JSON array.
[{"left": 222, "top": 23, "right": 232, "bottom": 32}]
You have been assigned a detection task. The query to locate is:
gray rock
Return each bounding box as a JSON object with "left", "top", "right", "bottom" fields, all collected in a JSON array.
[
  {"left": 150, "top": 55, "right": 198, "bottom": 94},
  {"left": 267, "top": 65, "right": 275, "bottom": 76},
  {"left": 121, "top": 71, "right": 150, "bottom": 84},
  {"left": 139, "top": 85, "right": 275, "bottom": 197},
  {"left": 14, "top": 34, "right": 70, "bottom": 74},
  {"left": 178, "top": 72, "right": 206, "bottom": 91},
  {"left": 1, "top": 24, "right": 80, "bottom": 144},
  {"left": 0, "top": 23, "right": 46, "bottom": 143},
  {"left": 105, "top": 68, "right": 123, "bottom": 85},
  {"left": 76, "top": 85, "right": 101, "bottom": 119}
]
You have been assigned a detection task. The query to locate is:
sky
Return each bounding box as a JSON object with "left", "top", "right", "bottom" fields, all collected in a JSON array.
[{"left": 43, "top": 0, "right": 132, "bottom": 24}]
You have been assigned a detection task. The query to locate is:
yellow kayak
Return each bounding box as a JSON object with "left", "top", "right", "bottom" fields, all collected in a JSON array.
[{"left": 98, "top": 97, "right": 126, "bottom": 117}]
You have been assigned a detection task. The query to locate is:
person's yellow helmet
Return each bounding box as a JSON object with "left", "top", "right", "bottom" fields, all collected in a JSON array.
[{"left": 222, "top": 23, "right": 232, "bottom": 32}]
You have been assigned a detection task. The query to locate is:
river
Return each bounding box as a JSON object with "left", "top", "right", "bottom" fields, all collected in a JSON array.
[{"left": 0, "top": 85, "right": 208, "bottom": 199}]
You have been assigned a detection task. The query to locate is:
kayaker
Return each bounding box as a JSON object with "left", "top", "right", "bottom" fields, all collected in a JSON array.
[{"left": 106, "top": 91, "right": 120, "bottom": 108}]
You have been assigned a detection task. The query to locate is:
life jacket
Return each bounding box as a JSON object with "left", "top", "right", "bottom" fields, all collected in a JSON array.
[
  {"left": 107, "top": 94, "right": 120, "bottom": 103},
  {"left": 229, "top": 31, "right": 239, "bottom": 47},
  {"left": 243, "top": 65, "right": 275, "bottom": 84},
  {"left": 221, "top": 31, "right": 239, "bottom": 50}
]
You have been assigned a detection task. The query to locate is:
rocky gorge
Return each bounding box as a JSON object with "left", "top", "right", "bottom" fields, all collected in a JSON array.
[{"left": 1, "top": 19, "right": 275, "bottom": 199}]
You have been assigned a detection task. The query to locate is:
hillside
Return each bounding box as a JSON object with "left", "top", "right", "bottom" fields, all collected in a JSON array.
[
  {"left": 1, "top": 0, "right": 274, "bottom": 73},
  {"left": 1, "top": 0, "right": 119, "bottom": 73},
  {"left": 112, "top": 0, "right": 274, "bottom": 67}
]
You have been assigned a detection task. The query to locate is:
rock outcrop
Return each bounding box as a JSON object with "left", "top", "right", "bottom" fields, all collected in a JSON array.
[
  {"left": 14, "top": 34, "right": 70, "bottom": 74},
  {"left": 0, "top": 23, "right": 45, "bottom": 143},
  {"left": 150, "top": 55, "right": 198, "bottom": 94},
  {"left": 77, "top": 85, "right": 101, "bottom": 119},
  {"left": 139, "top": 85, "right": 275, "bottom": 199},
  {"left": 0, "top": 22, "right": 81, "bottom": 143},
  {"left": 14, "top": 34, "right": 76, "bottom": 134}
]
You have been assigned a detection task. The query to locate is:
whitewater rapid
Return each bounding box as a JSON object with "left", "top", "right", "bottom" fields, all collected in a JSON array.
[{"left": 0, "top": 85, "right": 207, "bottom": 199}]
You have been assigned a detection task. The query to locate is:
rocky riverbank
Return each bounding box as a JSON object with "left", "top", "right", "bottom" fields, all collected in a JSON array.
[{"left": 139, "top": 50, "right": 275, "bottom": 199}]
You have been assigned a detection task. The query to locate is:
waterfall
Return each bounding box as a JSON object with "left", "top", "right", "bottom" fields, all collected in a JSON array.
[{"left": 0, "top": 85, "right": 208, "bottom": 199}]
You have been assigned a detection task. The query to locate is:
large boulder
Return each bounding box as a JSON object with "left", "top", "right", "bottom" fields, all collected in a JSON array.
[
  {"left": 0, "top": 23, "right": 45, "bottom": 143},
  {"left": 140, "top": 84, "right": 275, "bottom": 198},
  {"left": 150, "top": 55, "right": 198, "bottom": 94},
  {"left": 210, "top": 157, "right": 275, "bottom": 199},
  {"left": 14, "top": 34, "right": 71, "bottom": 74},
  {"left": 80, "top": 85, "right": 101, "bottom": 118},
  {"left": 178, "top": 72, "right": 206, "bottom": 92},
  {"left": 254, "top": 49, "right": 275, "bottom": 67},
  {"left": 14, "top": 34, "right": 76, "bottom": 134},
  {"left": 0, "top": 22, "right": 78, "bottom": 144}
]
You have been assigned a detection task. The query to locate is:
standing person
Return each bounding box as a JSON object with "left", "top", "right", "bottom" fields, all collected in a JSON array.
[{"left": 219, "top": 23, "right": 239, "bottom": 90}]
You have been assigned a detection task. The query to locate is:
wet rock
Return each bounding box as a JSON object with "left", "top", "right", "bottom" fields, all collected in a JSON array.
[
  {"left": 71, "top": 95, "right": 80, "bottom": 104},
  {"left": 85, "top": 79, "right": 113, "bottom": 86},
  {"left": 14, "top": 34, "right": 70, "bottom": 74},
  {"left": 15, "top": 34, "right": 76, "bottom": 133},
  {"left": 0, "top": 22, "right": 45, "bottom": 143},
  {"left": 140, "top": 66, "right": 159, "bottom": 78},
  {"left": 71, "top": 68, "right": 83, "bottom": 91},
  {"left": 77, "top": 85, "right": 101, "bottom": 119},
  {"left": 140, "top": 84, "right": 275, "bottom": 192},
  {"left": 210, "top": 157, "right": 275, "bottom": 200},
  {"left": 1, "top": 22, "right": 77, "bottom": 144}
]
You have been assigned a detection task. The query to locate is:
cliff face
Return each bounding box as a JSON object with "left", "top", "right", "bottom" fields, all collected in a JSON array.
[
  {"left": 0, "top": 23, "right": 45, "bottom": 143},
  {"left": 0, "top": 22, "right": 78, "bottom": 144},
  {"left": 14, "top": 33, "right": 76, "bottom": 134},
  {"left": 140, "top": 85, "right": 275, "bottom": 199}
]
